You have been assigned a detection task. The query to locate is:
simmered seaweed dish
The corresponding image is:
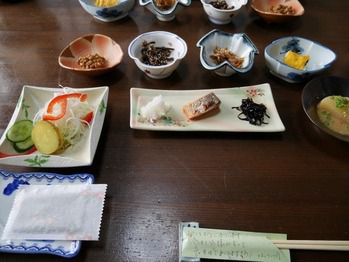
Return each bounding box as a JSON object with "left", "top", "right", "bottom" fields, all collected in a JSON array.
[
  {"left": 232, "top": 98, "right": 269, "bottom": 126},
  {"left": 209, "top": 0, "right": 234, "bottom": 10},
  {"left": 141, "top": 41, "right": 174, "bottom": 66}
]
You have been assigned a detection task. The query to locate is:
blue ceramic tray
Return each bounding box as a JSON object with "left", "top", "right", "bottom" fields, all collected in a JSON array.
[{"left": 0, "top": 170, "right": 94, "bottom": 257}]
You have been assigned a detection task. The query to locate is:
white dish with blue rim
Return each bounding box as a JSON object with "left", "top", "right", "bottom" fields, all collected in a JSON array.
[
  {"left": 0, "top": 85, "right": 108, "bottom": 168},
  {"left": 197, "top": 29, "right": 258, "bottom": 77},
  {"left": 139, "top": 0, "right": 191, "bottom": 22},
  {"left": 79, "top": 0, "right": 135, "bottom": 22},
  {"left": 264, "top": 36, "right": 336, "bottom": 83},
  {"left": 0, "top": 170, "right": 94, "bottom": 257}
]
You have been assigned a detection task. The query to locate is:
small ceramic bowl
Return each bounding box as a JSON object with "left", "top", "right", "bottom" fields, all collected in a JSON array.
[
  {"left": 264, "top": 36, "right": 336, "bottom": 83},
  {"left": 200, "top": 0, "right": 247, "bottom": 25},
  {"left": 79, "top": 0, "right": 135, "bottom": 22},
  {"left": 302, "top": 76, "right": 349, "bottom": 142},
  {"left": 139, "top": 0, "right": 191, "bottom": 21},
  {"left": 58, "top": 34, "right": 123, "bottom": 76},
  {"left": 128, "top": 31, "right": 187, "bottom": 79},
  {"left": 251, "top": 0, "right": 304, "bottom": 23},
  {"left": 197, "top": 29, "right": 258, "bottom": 77}
]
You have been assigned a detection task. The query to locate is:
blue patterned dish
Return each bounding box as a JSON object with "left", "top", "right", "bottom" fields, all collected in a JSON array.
[
  {"left": 79, "top": 0, "right": 135, "bottom": 22},
  {"left": 264, "top": 36, "right": 336, "bottom": 83},
  {"left": 197, "top": 29, "right": 258, "bottom": 77},
  {"left": 0, "top": 170, "right": 94, "bottom": 257},
  {"left": 139, "top": 0, "right": 191, "bottom": 21}
]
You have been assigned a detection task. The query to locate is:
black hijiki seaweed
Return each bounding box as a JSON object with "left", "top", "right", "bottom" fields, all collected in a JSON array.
[
  {"left": 232, "top": 98, "right": 270, "bottom": 126},
  {"left": 141, "top": 41, "right": 174, "bottom": 66}
]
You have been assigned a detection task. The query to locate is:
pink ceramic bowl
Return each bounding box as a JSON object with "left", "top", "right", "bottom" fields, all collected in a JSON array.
[
  {"left": 58, "top": 34, "right": 123, "bottom": 76},
  {"left": 251, "top": 0, "right": 304, "bottom": 23}
]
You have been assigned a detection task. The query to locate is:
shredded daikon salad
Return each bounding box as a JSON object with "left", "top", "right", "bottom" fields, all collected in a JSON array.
[{"left": 33, "top": 91, "right": 94, "bottom": 149}]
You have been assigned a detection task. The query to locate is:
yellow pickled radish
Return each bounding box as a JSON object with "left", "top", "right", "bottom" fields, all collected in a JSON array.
[
  {"left": 283, "top": 50, "right": 310, "bottom": 70},
  {"left": 94, "top": 0, "right": 119, "bottom": 7}
]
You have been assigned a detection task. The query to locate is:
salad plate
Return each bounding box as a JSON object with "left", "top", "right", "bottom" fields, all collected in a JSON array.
[
  {"left": 0, "top": 169, "right": 94, "bottom": 257},
  {"left": 130, "top": 83, "right": 285, "bottom": 132},
  {"left": 0, "top": 85, "right": 108, "bottom": 167}
]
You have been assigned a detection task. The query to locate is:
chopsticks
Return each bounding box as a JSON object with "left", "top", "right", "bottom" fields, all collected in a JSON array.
[{"left": 272, "top": 240, "right": 349, "bottom": 251}]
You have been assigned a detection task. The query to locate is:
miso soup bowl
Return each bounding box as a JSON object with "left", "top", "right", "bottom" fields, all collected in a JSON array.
[
  {"left": 128, "top": 31, "right": 187, "bottom": 79},
  {"left": 302, "top": 76, "right": 349, "bottom": 142},
  {"left": 264, "top": 36, "right": 336, "bottom": 83},
  {"left": 200, "top": 0, "right": 248, "bottom": 25},
  {"left": 197, "top": 29, "right": 258, "bottom": 77}
]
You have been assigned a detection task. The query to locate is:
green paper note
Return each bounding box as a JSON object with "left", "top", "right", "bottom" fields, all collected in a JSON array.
[{"left": 182, "top": 227, "right": 290, "bottom": 262}]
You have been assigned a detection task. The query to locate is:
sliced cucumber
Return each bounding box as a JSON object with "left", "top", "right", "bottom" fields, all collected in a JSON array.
[
  {"left": 6, "top": 120, "right": 33, "bottom": 143},
  {"left": 13, "top": 136, "right": 34, "bottom": 153}
]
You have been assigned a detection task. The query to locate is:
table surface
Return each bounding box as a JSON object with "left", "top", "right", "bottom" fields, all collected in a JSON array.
[{"left": 0, "top": 0, "right": 349, "bottom": 261}]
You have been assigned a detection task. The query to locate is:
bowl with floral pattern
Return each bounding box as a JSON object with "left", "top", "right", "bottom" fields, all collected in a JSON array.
[
  {"left": 251, "top": 0, "right": 304, "bottom": 23},
  {"left": 197, "top": 29, "right": 258, "bottom": 77},
  {"left": 79, "top": 0, "right": 135, "bottom": 22},
  {"left": 59, "top": 34, "right": 123, "bottom": 76},
  {"left": 128, "top": 31, "right": 187, "bottom": 79},
  {"left": 200, "top": 0, "right": 247, "bottom": 25},
  {"left": 264, "top": 36, "right": 336, "bottom": 83},
  {"left": 139, "top": 0, "right": 191, "bottom": 21}
]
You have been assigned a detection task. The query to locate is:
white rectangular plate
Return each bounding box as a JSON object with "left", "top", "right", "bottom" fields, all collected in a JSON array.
[
  {"left": 0, "top": 170, "right": 94, "bottom": 257},
  {"left": 130, "top": 83, "right": 285, "bottom": 132},
  {"left": 0, "top": 85, "right": 108, "bottom": 167}
]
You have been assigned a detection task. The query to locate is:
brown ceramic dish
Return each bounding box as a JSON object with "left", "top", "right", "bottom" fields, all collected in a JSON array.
[
  {"left": 58, "top": 34, "right": 123, "bottom": 76},
  {"left": 251, "top": 0, "right": 304, "bottom": 23}
]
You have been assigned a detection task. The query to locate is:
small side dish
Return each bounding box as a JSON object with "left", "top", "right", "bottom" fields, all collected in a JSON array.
[
  {"left": 200, "top": 0, "right": 248, "bottom": 25},
  {"left": 251, "top": 0, "right": 304, "bottom": 23},
  {"left": 128, "top": 31, "right": 187, "bottom": 79},
  {"left": 59, "top": 34, "right": 123, "bottom": 76},
  {"left": 139, "top": 0, "right": 191, "bottom": 21},
  {"left": 79, "top": 0, "right": 135, "bottom": 22},
  {"left": 197, "top": 29, "right": 258, "bottom": 77},
  {"left": 264, "top": 37, "right": 336, "bottom": 83},
  {"left": 182, "top": 93, "right": 221, "bottom": 120},
  {"left": 317, "top": 96, "right": 349, "bottom": 136}
]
